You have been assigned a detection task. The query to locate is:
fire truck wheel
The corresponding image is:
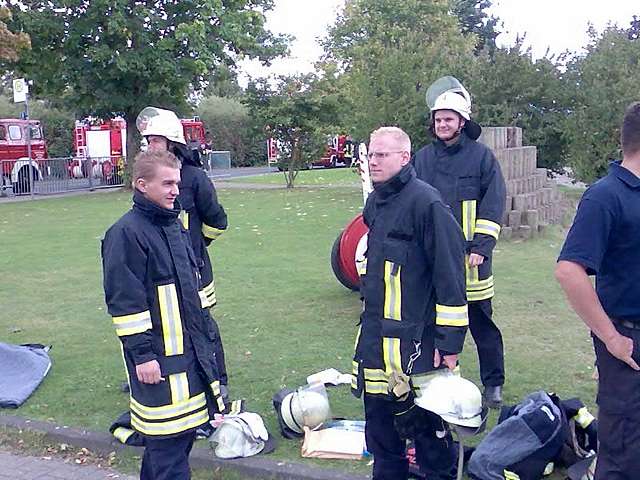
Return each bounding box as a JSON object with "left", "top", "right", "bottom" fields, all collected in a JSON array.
[{"left": 331, "top": 231, "right": 359, "bottom": 291}]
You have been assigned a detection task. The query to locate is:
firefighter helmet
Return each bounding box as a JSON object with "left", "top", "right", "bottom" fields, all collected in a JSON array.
[
  {"left": 425, "top": 75, "right": 471, "bottom": 111},
  {"left": 431, "top": 91, "right": 472, "bottom": 121},
  {"left": 136, "top": 106, "right": 186, "bottom": 145},
  {"left": 274, "top": 385, "right": 331, "bottom": 436},
  {"left": 414, "top": 371, "right": 484, "bottom": 428}
]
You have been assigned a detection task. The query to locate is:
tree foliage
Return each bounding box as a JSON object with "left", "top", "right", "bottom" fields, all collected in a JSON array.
[
  {"left": 244, "top": 74, "right": 340, "bottom": 187},
  {"left": 5, "top": 0, "right": 287, "bottom": 164},
  {"left": 466, "top": 42, "right": 570, "bottom": 171},
  {"left": 562, "top": 23, "right": 640, "bottom": 182},
  {"left": 196, "top": 95, "right": 264, "bottom": 167},
  {"left": 0, "top": 7, "right": 30, "bottom": 61},
  {"left": 321, "top": 0, "right": 474, "bottom": 147},
  {"left": 451, "top": 0, "right": 499, "bottom": 56}
]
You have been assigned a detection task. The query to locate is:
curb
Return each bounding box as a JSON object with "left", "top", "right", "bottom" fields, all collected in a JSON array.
[{"left": 0, "top": 415, "right": 370, "bottom": 480}]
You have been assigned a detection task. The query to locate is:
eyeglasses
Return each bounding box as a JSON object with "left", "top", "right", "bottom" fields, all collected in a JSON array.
[{"left": 368, "top": 151, "right": 406, "bottom": 160}]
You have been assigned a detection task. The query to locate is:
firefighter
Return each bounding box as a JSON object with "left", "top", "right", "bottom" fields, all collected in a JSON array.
[
  {"left": 413, "top": 89, "right": 507, "bottom": 408},
  {"left": 344, "top": 135, "right": 355, "bottom": 166},
  {"left": 101, "top": 150, "right": 226, "bottom": 479},
  {"left": 137, "top": 107, "right": 230, "bottom": 396},
  {"left": 352, "top": 127, "right": 468, "bottom": 480},
  {"left": 556, "top": 102, "right": 640, "bottom": 480}
]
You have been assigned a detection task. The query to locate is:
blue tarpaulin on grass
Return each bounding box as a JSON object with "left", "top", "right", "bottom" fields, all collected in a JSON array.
[{"left": 0, "top": 342, "right": 51, "bottom": 408}]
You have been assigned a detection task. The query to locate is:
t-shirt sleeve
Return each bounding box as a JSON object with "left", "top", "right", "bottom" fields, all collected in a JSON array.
[{"left": 557, "top": 193, "right": 614, "bottom": 275}]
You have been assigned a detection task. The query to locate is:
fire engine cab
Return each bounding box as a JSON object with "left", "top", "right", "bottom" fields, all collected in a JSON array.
[{"left": 0, "top": 118, "right": 48, "bottom": 193}]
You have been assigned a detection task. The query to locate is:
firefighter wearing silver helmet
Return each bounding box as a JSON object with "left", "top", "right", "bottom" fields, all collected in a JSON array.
[
  {"left": 137, "top": 107, "right": 230, "bottom": 395},
  {"left": 413, "top": 78, "right": 507, "bottom": 409}
]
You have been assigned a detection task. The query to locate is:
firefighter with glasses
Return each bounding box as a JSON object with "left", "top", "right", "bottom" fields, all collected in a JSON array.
[
  {"left": 413, "top": 77, "right": 507, "bottom": 408},
  {"left": 137, "top": 107, "right": 229, "bottom": 398},
  {"left": 352, "top": 127, "right": 468, "bottom": 480}
]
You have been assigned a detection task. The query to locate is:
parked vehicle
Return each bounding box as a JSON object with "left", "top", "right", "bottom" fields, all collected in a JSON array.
[{"left": 0, "top": 119, "right": 48, "bottom": 194}]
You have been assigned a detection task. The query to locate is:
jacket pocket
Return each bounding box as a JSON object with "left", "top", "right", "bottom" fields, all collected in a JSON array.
[
  {"left": 381, "top": 321, "right": 424, "bottom": 375},
  {"left": 383, "top": 240, "right": 408, "bottom": 321}
]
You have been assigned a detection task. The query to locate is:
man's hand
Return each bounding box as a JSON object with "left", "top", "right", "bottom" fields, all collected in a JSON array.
[
  {"left": 605, "top": 332, "right": 640, "bottom": 371},
  {"left": 468, "top": 253, "right": 485, "bottom": 267},
  {"left": 434, "top": 349, "right": 458, "bottom": 371},
  {"left": 136, "top": 360, "right": 164, "bottom": 384}
]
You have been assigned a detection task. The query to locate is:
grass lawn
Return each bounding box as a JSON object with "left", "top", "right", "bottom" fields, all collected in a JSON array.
[
  {"left": 228, "top": 166, "right": 361, "bottom": 186},
  {"left": 0, "top": 171, "right": 592, "bottom": 479}
]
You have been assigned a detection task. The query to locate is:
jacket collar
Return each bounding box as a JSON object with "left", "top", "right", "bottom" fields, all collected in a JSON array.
[
  {"left": 611, "top": 160, "right": 640, "bottom": 189},
  {"left": 373, "top": 163, "right": 415, "bottom": 201},
  {"left": 433, "top": 130, "right": 469, "bottom": 155},
  {"left": 132, "top": 189, "right": 181, "bottom": 226}
]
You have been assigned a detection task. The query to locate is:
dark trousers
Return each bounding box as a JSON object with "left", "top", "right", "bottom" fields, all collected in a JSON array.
[
  {"left": 364, "top": 395, "right": 457, "bottom": 480},
  {"left": 469, "top": 299, "right": 504, "bottom": 387},
  {"left": 140, "top": 430, "right": 195, "bottom": 480},
  {"left": 593, "top": 327, "right": 640, "bottom": 480},
  {"left": 208, "top": 314, "right": 228, "bottom": 385}
]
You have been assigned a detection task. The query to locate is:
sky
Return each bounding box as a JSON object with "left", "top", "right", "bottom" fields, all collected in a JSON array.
[{"left": 237, "top": 0, "right": 639, "bottom": 84}]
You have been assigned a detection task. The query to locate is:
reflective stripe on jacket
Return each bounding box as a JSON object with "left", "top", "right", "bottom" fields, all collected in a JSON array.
[
  {"left": 413, "top": 132, "right": 506, "bottom": 301},
  {"left": 352, "top": 164, "right": 468, "bottom": 398},
  {"left": 102, "top": 191, "right": 224, "bottom": 438}
]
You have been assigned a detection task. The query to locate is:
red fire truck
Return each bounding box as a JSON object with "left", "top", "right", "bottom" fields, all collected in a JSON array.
[
  {"left": 312, "top": 134, "right": 356, "bottom": 168},
  {"left": 71, "top": 117, "right": 126, "bottom": 179},
  {"left": 71, "top": 116, "right": 208, "bottom": 179},
  {"left": 0, "top": 119, "right": 48, "bottom": 193}
]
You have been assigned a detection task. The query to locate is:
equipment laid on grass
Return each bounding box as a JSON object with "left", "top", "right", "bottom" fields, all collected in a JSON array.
[
  {"left": 0, "top": 342, "right": 51, "bottom": 408},
  {"left": 209, "top": 412, "right": 275, "bottom": 459},
  {"left": 273, "top": 383, "right": 331, "bottom": 438},
  {"left": 301, "top": 420, "right": 367, "bottom": 460}
]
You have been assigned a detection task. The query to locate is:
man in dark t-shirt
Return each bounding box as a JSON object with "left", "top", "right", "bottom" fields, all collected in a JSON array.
[{"left": 556, "top": 102, "right": 640, "bottom": 480}]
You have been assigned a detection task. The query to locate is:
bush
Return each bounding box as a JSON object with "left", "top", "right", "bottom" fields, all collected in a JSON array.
[{"left": 197, "top": 95, "right": 266, "bottom": 167}]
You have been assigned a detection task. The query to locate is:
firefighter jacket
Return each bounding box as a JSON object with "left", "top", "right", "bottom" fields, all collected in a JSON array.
[
  {"left": 101, "top": 190, "right": 225, "bottom": 439},
  {"left": 352, "top": 164, "right": 468, "bottom": 398},
  {"left": 177, "top": 164, "right": 227, "bottom": 308},
  {"left": 413, "top": 132, "right": 506, "bottom": 302}
]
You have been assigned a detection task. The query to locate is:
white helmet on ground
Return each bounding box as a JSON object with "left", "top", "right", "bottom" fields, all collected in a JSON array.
[
  {"left": 136, "top": 106, "right": 186, "bottom": 145},
  {"left": 431, "top": 91, "right": 472, "bottom": 121},
  {"left": 414, "top": 371, "right": 483, "bottom": 428},
  {"left": 279, "top": 385, "right": 331, "bottom": 435}
]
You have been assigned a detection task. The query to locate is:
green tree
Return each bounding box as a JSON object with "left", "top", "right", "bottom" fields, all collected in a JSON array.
[
  {"left": 244, "top": 74, "right": 340, "bottom": 188},
  {"left": 0, "top": 7, "right": 30, "bottom": 61},
  {"left": 196, "top": 95, "right": 264, "bottom": 167},
  {"left": 562, "top": 22, "right": 640, "bottom": 182},
  {"left": 5, "top": 0, "right": 287, "bottom": 166},
  {"left": 203, "top": 64, "right": 244, "bottom": 99},
  {"left": 451, "top": 0, "right": 499, "bottom": 56},
  {"left": 321, "top": 0, "right": 475, "bottom": 147},
  {"left": 466, "top": 42, "right": 571, "bottom": 171}
]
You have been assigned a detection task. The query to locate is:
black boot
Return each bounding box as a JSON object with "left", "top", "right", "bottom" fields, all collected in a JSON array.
[{"left": 483, "top": 385, "right": 502, "bottom": 409}]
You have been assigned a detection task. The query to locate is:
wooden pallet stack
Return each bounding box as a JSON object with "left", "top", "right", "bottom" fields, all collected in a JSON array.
[{"left": 479, "top": 127, "right": 567, "bottom": 239}]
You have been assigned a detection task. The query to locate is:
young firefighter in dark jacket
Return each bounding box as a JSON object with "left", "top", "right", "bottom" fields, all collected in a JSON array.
[
  {"left": 138, "top": 106, "right": 230, "bottom": 392},
  {"left": 352, "top": 127, "right": 468, "bottom": 480},
  {"left": 413, "top": 91, "right": 507, "bottom": 408},
  {"left": 102, "top": 150, "right": 225, "bottom": 480}
]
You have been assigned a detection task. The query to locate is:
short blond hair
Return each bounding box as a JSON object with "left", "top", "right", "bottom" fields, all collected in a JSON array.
[
  {"left": 370, "top": 126, "right": 411, "bottom": 153},
  {"left": 132, "top": 150, "right": 180, "bottom": 185}
]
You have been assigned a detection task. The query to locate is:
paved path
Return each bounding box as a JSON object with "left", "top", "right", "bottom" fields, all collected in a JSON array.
[{"left": 0, "top": 450, "right": 136, "bottom": 480}]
